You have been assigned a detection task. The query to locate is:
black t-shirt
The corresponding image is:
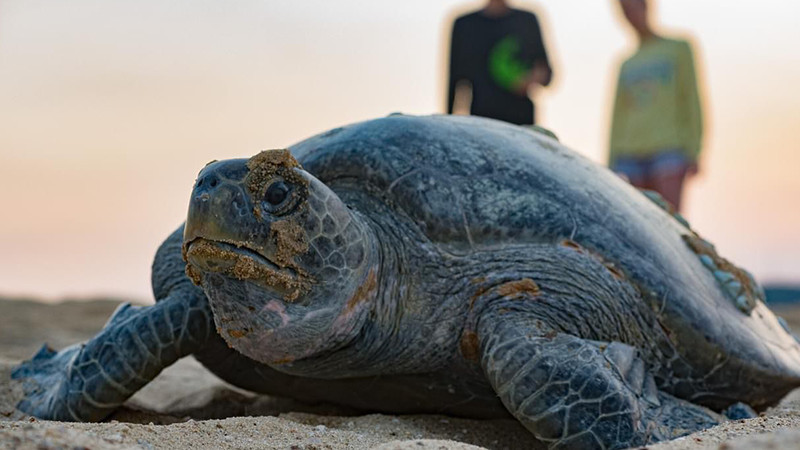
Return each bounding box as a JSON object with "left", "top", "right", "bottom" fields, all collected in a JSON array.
[{"left": 447, "top": 9, "right": 552, "bottom": 125}]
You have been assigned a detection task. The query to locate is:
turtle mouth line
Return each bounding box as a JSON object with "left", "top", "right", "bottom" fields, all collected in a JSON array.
[{"left": 184, "top": 238, "right": 299, "bottom": 281}]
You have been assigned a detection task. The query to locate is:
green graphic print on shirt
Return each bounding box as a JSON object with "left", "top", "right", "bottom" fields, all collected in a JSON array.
[{"left": 488, "top": 36, "right": 528, "bottom": 91}]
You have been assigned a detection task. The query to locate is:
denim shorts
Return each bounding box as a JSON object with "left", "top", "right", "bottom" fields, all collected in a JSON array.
[{"left": 611, "top": 149, "right": 690, "bottom": 182}]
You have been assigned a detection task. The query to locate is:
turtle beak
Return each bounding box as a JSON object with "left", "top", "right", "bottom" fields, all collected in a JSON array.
[{"left": 183, "top": 159, "right": 256, "bottom": 256}]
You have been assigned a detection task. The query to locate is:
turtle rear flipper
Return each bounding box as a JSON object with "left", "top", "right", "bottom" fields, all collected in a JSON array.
[
  {"left": 477, "top": 307, "right": 722, "bottom": 449},
  {"left": 12, "top": 226, "right": 214, "bottom": 421}
]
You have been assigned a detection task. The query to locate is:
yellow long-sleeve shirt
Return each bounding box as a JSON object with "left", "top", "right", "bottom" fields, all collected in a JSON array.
[{"left": 609, "top": 37, "right": 703, "bottom": 163}]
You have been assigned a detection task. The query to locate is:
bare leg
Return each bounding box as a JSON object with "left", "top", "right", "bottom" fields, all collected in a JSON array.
[
  {"left": 651, "top": 169, "right": 688, "bottom": 212},
  {"left": 622, "top": 173, "right": 651, "bottom": 192}
]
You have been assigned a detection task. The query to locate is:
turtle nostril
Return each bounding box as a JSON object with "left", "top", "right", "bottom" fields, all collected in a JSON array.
[{"left": 196, "top": 174, "right": 220, "bottom": 192}]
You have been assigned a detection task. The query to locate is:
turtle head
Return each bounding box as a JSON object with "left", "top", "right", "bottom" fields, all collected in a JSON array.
[{"left": 182, "top": 149, "right": 376, "bottom": 369}]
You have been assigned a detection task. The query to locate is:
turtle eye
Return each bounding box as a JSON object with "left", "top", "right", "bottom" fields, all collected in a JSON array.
[
  {"left": 265, "top": 181, "right": 289, "bottom": 205},
  {"left": 261, "top": 179, "right": 299, "bottom": 216}
]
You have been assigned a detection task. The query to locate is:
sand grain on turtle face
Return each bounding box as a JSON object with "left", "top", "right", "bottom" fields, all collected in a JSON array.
[
  {"left": 184, "top": 239, "right": 309, "bottom": 301},
  {"left": 245, "top": 149, "right": 309, "bottom": 221},
  {"left": 270, "top": 219, "right": 309, "bottom": 269},
  {"left": 239, "top": 148, "right": 313, "bottom": 301}
]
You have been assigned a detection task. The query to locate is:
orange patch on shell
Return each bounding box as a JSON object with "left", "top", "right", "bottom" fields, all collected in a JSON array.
[
  {"left": 470, "top": 276, "right": 487, "bottom": 285},
  {"left": 496, "top": 278, "right": 541, "bottom": 300},
  {"left": 272, "top": 356, "right": 295, "bottom": 365},
  {"left": 346, "top": 269, "right": 378, "bottom": 312},
  {"left": 460, "top": 331, "right": 480, "bottom": 362},
  {"left": 227, "top": 329, "right": 248, "bottom": 339},
  {"left": 603, "top": 262, "right": 625, "bottom": 280}
]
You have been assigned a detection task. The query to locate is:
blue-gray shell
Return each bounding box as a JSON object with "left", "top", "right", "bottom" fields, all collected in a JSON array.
[{"left": 290, "top": 114, "right": 800, "bottom": 379}]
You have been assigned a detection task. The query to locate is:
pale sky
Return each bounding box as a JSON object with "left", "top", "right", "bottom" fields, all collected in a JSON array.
[{"left": 0, "top": 0, "right": 798, "bottom": 302}]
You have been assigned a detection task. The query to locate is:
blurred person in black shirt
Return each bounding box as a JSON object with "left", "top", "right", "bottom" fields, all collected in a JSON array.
[{"left": 447, "top": 0, "right": 554, "bottom": 125}]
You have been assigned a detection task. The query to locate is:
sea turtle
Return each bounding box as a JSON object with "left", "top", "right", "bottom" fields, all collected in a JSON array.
[{"left": 13, "top": 114, "right": 800, "bottom": 449}]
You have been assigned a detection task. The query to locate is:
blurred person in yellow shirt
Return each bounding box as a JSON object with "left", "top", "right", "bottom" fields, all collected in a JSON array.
[{"left": 609, "top": 0, "right": 703, "bottom": 212}]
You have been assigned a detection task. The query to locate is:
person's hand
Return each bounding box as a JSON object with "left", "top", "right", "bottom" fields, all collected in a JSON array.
[
  {"left": 512, "top": 62, "right": 550, "bottom": 96},
  {"left": 530, "top": 61, "right": 550, "bottom": 86},
  {"left": 511, "top": 76, "right": 531, "bottom": 95}
]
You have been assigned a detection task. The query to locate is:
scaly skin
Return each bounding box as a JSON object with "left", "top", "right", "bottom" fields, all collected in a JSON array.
[
  {"left": 463, "top": 243, "right": 721, "bottom": 448},
  {"left": 13, "top": 115, "right": 800, "bottom": 449},
  {"left": 13, "top": 228, "right": 213, "bottom": 421}
]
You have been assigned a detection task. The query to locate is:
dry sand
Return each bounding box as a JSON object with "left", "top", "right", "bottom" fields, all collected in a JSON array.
[{"left": 2, "top": 298, "right": 800, "bottom": 449}]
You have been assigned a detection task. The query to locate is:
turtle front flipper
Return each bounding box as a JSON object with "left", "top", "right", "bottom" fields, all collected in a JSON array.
[
  {"left": 477, "top": 307, "right": 722, "bottom": 449},
  {"left": 12, "top": 226, "right": 214, "bottom": 421}
]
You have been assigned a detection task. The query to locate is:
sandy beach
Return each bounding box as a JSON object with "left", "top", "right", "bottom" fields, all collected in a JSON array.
[{"left": 2, "top": 297, "right": 800, "bottom": 449}]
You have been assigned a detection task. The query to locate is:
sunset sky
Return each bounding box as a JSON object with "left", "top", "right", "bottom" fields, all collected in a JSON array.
[{"left": 0, "top": 0, "right": 798, "bottom": 302}]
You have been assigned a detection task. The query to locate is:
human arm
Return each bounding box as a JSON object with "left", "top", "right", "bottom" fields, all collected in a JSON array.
[
  {"left": 513, "top": 13, "right": 553, "bottom": 93},
  {"left": 512, "top": 60, "right": 552, "bottom": 94},
  {"left": 495, "top": 14, "right": 553, "bottom": 96},
  {"left": 529, "top": 14, "right": 552, "bottom": 87},
  {"left": 678, "top": 41, "right": 704, "bottom": 169},
  {"left": 608, "top": 69, "right": 626, "bottom": 165},
  {"left": 447, "top": 18, "right": 467, "bottom": 114}
]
